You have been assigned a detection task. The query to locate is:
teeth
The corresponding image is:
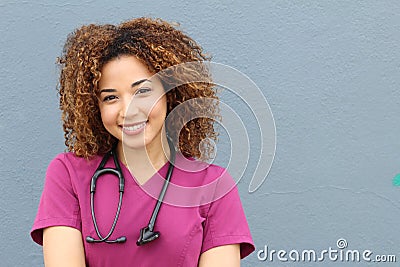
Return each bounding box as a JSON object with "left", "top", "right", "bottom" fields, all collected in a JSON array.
[{"left": 123, "top": 122, "right": 146, "bottom": 131}]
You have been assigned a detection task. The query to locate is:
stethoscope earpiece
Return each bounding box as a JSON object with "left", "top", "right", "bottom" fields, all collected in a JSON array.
[
  {"left": 86, "top": 236, "right": 95, "bottom": 243},
  {"left": 86, "top": 235, "right": 127, "bottom": 244}
]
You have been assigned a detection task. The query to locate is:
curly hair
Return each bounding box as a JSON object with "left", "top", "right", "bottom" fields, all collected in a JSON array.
[{"left": 58, "top": 17, "right": 220, "bottom": 160}]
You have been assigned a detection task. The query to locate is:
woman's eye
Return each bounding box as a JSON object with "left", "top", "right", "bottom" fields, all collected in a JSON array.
[
  {"left": 136, "top": 87, "right": 151, "bottom": 95},
  {"left": 103, "top": 95, "right": 117, "bottom": 102}
]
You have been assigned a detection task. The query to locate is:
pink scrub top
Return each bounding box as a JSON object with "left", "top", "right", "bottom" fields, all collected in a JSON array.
[{"left": 31, "top": 152, "right": 255, "bottom": 266}]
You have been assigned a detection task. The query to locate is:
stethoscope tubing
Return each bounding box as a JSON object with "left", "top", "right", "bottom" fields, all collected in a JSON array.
[
  {"left": 144, "top": 145, "right": 175, "bottom": 233},
  {"left": 89, "top": 191, "right": 124, "bottom": 243}
]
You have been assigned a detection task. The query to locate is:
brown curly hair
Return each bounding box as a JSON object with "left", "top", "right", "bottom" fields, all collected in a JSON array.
[{"left": 58, "top": 17, "right": 220, "bottom": 159}]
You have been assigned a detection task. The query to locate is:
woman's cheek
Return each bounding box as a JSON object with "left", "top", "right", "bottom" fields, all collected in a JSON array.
[
  {"left": 147, "top": 96, "right": 166, "bottom": 118},
  {"left": 100, "top": 106, "right": 117, "bottom": 126}
]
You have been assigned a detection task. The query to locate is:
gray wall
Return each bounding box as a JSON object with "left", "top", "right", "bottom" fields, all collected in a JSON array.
[{"left": 1, "top": 1, "right": 399, "bottom": 266}]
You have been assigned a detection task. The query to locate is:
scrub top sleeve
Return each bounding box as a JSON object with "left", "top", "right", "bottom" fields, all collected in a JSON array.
[
  {"left": 30, "top": 155, "right": 81, "bottom": 245},
  {"left": 201, "top": 169, "right": 255, "bottom": 259}
]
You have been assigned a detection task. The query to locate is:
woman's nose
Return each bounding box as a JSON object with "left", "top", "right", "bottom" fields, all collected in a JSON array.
[{"left": 120, "top": 96, "right": 139, "bottom": 118}]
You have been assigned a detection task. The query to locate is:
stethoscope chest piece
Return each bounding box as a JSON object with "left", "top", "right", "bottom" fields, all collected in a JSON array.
[{"left": 137, "top": 226, "right": 160, "bottom": 246}]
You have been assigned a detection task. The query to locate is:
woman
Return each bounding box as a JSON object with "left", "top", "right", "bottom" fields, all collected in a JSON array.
[{"left": 31, "top": 17, "right": 254, "bottom": 266}]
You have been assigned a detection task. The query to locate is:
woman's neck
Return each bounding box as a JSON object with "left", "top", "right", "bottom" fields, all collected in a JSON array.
[{"left": 116, "top": 135, "right": 171, "bottom": 184}]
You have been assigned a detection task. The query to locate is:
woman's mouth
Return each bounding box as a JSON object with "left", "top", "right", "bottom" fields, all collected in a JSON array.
[{"left": 121, "top": 121, "right": 147, "bottom": 135}]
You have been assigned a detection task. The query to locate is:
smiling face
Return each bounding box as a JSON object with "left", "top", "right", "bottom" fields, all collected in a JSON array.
[{"left": 98, "top": 55, "right": 167, "bottom": 151}]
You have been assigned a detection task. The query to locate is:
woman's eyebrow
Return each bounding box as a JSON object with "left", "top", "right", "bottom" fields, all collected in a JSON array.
[
  {"left": 99, "top": 79, "right": 151, "bottom": 94},
  {"left": 131, "top": 78, "right": 151, "bottom": 87},
  {"left": 99, "top": 88, "right": 116, "bottom": 94}
]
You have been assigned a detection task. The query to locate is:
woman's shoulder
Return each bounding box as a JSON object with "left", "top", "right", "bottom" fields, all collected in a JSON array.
[
  {"left": 48, "top": 152, "right": 102, "bottom": 174},
  {"left": 154, "top": 153, "right": 237, "bottom": 207},
  {"left": 173, "top": 153, "right": 235, "bottom": 188},
  {"left": 175, "top": 153, "right": 227, "bottom": 178}
]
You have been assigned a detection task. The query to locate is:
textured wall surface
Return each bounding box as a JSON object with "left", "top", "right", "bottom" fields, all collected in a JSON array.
[{"left": 1, "top": 1, "right": 399, "bottom": 266}]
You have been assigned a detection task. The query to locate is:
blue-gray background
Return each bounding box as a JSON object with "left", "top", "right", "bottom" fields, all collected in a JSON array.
[{"left": 1, "top": 1, "right": 399, "bottom": 266}]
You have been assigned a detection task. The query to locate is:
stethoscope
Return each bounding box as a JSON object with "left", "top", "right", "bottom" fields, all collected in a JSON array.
[{"left": 85, "top": 138, "right": 176, "bottom": 246}]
